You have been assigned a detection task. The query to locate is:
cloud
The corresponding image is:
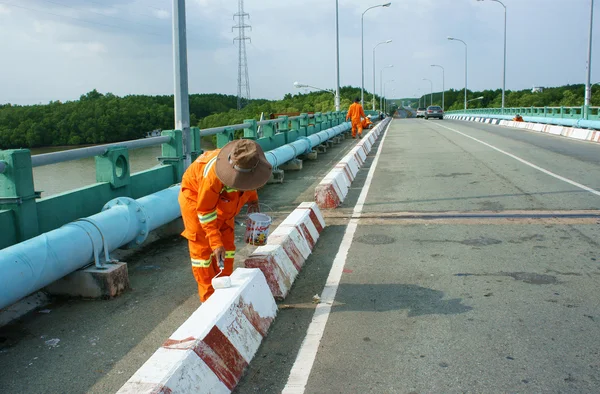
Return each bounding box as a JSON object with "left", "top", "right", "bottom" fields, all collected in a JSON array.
[
  {"left": 152, "top": 9, "right": 170, "bottom": 20},
  {"left": 0, "top": 4, "right": 10, "bottom": 15}
]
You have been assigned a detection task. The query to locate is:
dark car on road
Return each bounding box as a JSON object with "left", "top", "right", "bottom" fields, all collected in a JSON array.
[{"left": 425, "top": 105, "right": 444, "bottom": 120}]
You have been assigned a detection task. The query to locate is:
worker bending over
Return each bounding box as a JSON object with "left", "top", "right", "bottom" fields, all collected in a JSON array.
[
  {"left": 178, "top": 139, "right": 273, "bottom": 302},
  {"left": 346, "top": 97, "right": 366, "bottom": 138}
]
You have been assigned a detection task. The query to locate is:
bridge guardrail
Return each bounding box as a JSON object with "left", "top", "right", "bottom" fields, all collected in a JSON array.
[
  {"left": 0, "top": 111, "right": 347, "bottom": 250},
  {"left": 446, "top": 106, "right": 600, "bottom": 121}
]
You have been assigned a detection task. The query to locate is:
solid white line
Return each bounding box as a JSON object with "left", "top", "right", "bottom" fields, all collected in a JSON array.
[
  {"left": 282, "top": 119, "right": 392, "bottom": 394},
  {"left": 432, "top": 122, "right": 600, "bottom": 198}
]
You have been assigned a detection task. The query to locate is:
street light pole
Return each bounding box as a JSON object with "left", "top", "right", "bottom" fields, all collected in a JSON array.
[
  {"left": 477, "top": 0, "right": 507, "bottom": 112},
  {"left": 173, "top": 0, "right": 191, "bottom": 169},
  {"left": 361, "top": 3, "right": 392, "bottom": 107},
  {"left": 431, "top": 65, "right": 445, "bottom": 110},
  {"left": 380, "top": 65, "right": 393, "bottom": 110},
  {"left": 373, "top": 39, "right": 393, "bottom": 110},
  {"left": 423, "top": 78, "right": 433, "bottom": 106},
  {"left": 466, "top": 96, "right": 484, "bottom": 109},
  {"left": 448, "top": 36, "right": 468, "bottom": 111},
  {"left": 584, "top": 0, "right": 595, "bottom": 119},
  {"left": 335, "top": 0, "right": 341, "bottom": 111}
]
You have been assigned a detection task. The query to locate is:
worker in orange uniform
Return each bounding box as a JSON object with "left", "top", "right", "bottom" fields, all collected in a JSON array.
[
  {"left": 346, "top": 97, "right": 366, "bottom": 138},
  {"left": 178, "top": 139, "right": 273, "bottom": 302},
  {"left": 361, "top": 116, "right": 373, "bottom": 130},
  {"left": 513, "top": 114, "right": 524, "bottom": 122}
]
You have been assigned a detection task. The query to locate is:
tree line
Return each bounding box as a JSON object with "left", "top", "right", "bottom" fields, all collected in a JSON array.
[
  {"left": 1, "top": 83, "right": 597, "bottom": 150},
  {"left": 411, "top": 84, "right": 600, "bottom": 111}
]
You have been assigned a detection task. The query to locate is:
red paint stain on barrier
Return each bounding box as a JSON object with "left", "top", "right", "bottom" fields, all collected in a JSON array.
[
  {"left": 245, "top": 255, "right": 288, "bottom": 299},
  {"left": 194, "top": 326, "right": 248, "bottom": 391},
  {"left": 281, "top": 238, "right": 305, "bottom": 271},
  {"left": 162, "top": 336, "right": 196, "bottom": 349},
  {"left": 238, "top": 297, "right": 275, "bottom": 337},
  {"left": 297, "top": 206, "right": 324, "bottom": 234},
  {"left": 150, "top": 386, "right": 173, "bottom": 394},
  {"left": 300, "top": 223, "right": 316, "bottom": 249},
  {"left": 315, "top": 184, "right": 341, "bottom": 209}
]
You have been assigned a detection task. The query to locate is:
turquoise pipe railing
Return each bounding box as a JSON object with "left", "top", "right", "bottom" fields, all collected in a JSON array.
[
  {"left": 0, "top": 111, "right": 347, "bottom": 250},
  {"left": 0, "top": 121, "right": 352, "bottom": 310},
  {"left": 446, "top": 106, "right": 600, "bottom": 121}
]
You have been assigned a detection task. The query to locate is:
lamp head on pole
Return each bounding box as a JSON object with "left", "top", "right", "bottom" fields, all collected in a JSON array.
[
  {"left": 385, "top": 39, "right": 392, "bottom": 43},
  {"left": 447, "top": 36, "right": 454, "bottom": 41},
  {"left": 294, "top": 81, "right": 306, "bottom": 88},
  {"left": 382, "top": 2, "right": 392, "bottom": 7}
]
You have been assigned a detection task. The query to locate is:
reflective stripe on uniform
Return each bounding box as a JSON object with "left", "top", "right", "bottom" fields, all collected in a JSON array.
[
  {"left": 203, "top": 157, "right": 218, "bottom": 177},
  {"left": 221, "top": 186, "right": 238, "bottom": 193},
  {"left": 225, "top": 251, "right": 236, "bottom": 259},
  {"left": 198, "top": 210, "right": 217, "bottom": 224},
  {"left": 191, "top": 257, "right": 212, "bottom": 268}
]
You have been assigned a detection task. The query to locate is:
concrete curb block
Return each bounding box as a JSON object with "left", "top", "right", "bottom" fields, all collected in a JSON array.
[
  {"left": 447, "top": 115, "right": 600, "bottom": 144},
  {"left": 117, "top": 268, "right": 277, "bottom": 394},
  {"left": 244, "top": 202, "right": 325, "bottom": 299},
  {"left": 315, "top": 118, "right": 390, "bottom": 209}
]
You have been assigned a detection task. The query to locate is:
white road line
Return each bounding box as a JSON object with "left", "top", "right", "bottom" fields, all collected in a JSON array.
[
  {"left": 282, "top": 120, "right": 393, "bottom": 394},
  {"left": 432, "top": 122, "right": 600, "bottom": 198}
]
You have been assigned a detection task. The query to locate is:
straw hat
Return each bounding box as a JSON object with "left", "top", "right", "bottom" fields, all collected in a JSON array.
[{"left": 215, "top": 139, "right": 273, "bottom": 191}]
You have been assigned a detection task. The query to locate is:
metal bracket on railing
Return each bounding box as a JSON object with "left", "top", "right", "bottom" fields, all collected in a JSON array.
[{"left": 69, "top": 218, "right": 115, "bottom": 269}]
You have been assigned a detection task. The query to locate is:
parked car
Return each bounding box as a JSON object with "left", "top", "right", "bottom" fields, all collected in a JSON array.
[
  {"left": 425, "top": 105, "right": 444, "bottom": 120},
  {"left": 416, "top": 107, "right": 426, "bottom": 118}
]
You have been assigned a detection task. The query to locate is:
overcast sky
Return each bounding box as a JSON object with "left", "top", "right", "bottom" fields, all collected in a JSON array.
[{"left": 0, "top": 0, "right": 597, "bottom": 105}]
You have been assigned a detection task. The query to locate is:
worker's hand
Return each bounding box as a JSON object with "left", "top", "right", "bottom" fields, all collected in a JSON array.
[
  {"left": 247, "top": 201, "right": 260, "bottom": 214},
  {"left": 213, "top": 246, "right": 225, "bottom": 268}
]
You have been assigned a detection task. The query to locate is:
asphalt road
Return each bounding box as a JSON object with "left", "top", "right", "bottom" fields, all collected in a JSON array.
[
  {"left": 0, "top": 129, "right": 363, "bottom": 394},
  {"left": 236, "top": 118, "right": 600, "bottom": 393}
]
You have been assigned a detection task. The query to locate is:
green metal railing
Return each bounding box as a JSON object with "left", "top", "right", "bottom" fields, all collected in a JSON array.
[
  {"left": 446, "top": 106, "right": 600, "bottom": 120},
  {"left": 0, "top": 111, "right": 347, "bottom": 250}
]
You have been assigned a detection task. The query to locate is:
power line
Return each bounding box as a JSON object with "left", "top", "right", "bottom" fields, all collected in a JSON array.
[
  {"left": 0, "top": 0, "right": 165, "bottom": 37},
  {"left": 33, "top": 0, "right": 163, "bottom": 30}
]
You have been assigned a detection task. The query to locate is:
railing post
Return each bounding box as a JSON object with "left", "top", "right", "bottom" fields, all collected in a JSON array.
[
  {"left": 161, "top": 129, "right": 184, "bottom": 181},
  {"left": 299, "top": 113, "right": 309, "bottom": 136},
  {"left": 278, "top": 116, "right": 291, "bottom": 143},
  {"left": 243, "top": 119, "right": 258, "bottom": 139},
  {"left": 217, "top": 127, "right": 236, "bottom": 148},
  {"left": 190, "top": 127, "right": 202, "bottom": 161},
  {"left": 0, "top": 149, "right": 40, "bottom": 242},
  {"left": 95, "top": 147, "right": 131, "bottom": 189},
  {"left": 261, "top": 121, "right": 275, "bottom": 138},
  {"left": 314, "top": 112, "right": 322, "bottom": 132}
]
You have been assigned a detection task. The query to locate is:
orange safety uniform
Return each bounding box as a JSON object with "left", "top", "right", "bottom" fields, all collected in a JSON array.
[
  {"left": 361, "top": 117, "right": 373, "bottom": 130},
  {"left": 513, "top": 115, "right": 524, "bottom": 122},
  {"left": 178, "top": 150, "right": 258, "bottom": 302},
  {"left": 346, "top": 102, "right": 366, "bottom": 138}
]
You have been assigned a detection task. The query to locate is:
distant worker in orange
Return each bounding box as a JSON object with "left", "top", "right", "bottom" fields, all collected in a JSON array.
[
  {"left": 178, "top": 139, "right": 273, "bottom": 302},
  {"left": 346, "top": 97, "right": 366, "bottom": 139},
  {"left": 361, "top": 116, "right": 373, "bottom": 130},
  {"left": 513, "top": 114, "right": 524, "bottom": 122}
]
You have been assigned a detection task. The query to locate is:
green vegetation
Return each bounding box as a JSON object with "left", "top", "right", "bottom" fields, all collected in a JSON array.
[
  {"left": 407, "top": 84, "right": 600, "bottom": 111},
  {"left": 2, "top": 83, "right": 598, "bottom": 150},
  {"left": 0, "top": 87, "right": 378, "bottom": 149}
]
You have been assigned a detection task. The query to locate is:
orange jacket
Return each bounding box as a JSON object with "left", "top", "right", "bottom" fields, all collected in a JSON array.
[
  {"left": 346, "top": 102, "right": 365, "bottom": 122},
  {"left": 180, "top": 150, "right": 258, "bottom": 250}
]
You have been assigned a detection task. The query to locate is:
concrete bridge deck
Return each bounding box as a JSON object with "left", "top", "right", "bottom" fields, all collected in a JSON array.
[
  {"left": 236, "top": 118, "right": 600, "bottom": 393},
  {"left": 2, "top": 118, "right": 600, "bottom": 393}
]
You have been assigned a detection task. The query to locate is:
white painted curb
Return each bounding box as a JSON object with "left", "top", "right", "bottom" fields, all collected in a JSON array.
[
  {"left": 117, "top": 268, "right": 277, "bottom": 394},
  {"left": 315, "top": 117, "right": 391, "bottom": 209},
  {"left": 245, "top": 202, "right": 326, "bottom": 299}
]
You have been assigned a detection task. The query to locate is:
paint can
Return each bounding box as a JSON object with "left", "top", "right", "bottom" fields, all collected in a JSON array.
[{"left": 245, "top": 213, "right": 272, "bottom": 246}]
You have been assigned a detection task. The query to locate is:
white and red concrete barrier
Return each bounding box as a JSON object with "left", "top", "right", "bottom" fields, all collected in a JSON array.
[
  {"left": 315, "top": 117, "right": 391, "bottom": 209},
  {"left": 244, "top": 202, "right": 325, "bottom": 299},
  {"left": 117, "top": 268, "right": 277, "bottom": 394},
  {"left": 445, "top": 115, "right": 600, "bottom": 144}
]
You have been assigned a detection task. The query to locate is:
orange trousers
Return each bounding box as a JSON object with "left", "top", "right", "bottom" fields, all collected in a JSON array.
[
  {"left": 351, "top": 120, "right": 363, "bottom": 138},
  {"left": 179, "top": 194, "right": 236, "bottom": 302}
]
